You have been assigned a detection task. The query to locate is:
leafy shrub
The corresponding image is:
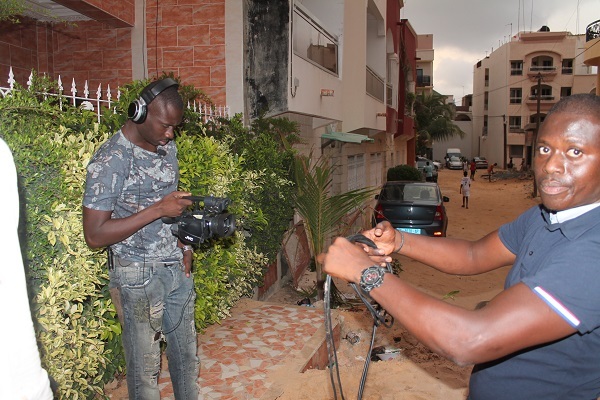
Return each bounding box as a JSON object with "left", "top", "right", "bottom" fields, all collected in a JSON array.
[
  {"left": 387, "top": 164, "right": 423, "bottom": 181},
  {"left": 0, "top": 73, "right": 296, "bottom": 398}
]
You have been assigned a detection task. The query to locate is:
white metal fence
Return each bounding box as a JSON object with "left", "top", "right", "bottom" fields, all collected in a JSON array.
[{"left": 0, "top": 67, "right": 230, "bottom": 124}]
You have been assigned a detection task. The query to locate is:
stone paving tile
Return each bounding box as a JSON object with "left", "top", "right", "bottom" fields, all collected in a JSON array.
[{"left": 157, "top": 302, "right": 324, "bottom": 400}]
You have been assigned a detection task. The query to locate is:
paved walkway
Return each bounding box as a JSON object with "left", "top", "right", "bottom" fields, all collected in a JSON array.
[{"left": 153, "top": 299, "right": 333, "bottom": 399}]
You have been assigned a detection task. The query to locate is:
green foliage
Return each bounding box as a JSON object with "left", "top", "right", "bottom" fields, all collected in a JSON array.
[
  {"left": 0, "top": 81, "right": 123, "bottom": 398},
  {"left": 387, "top": 164, "right": 423, "bottom": 181},
  {"left": 201, "top": 114, "right": 298, "bottom": 264},
  {"left": 292, "top": 154, "right": 377, "bottom": 299},
  {"left": 0, "top": 73, "right": 296, "bottom": 397},
  {"left": 1, "top": 0, "right": 28, "bottom": 22},
  {"left": 414, "top": 92, "right": 465, "bottom": 156}
]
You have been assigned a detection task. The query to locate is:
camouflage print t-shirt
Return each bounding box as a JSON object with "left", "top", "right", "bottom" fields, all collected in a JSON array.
[{"left": 83, "top": 130, "right": 181, "bottom": 262}]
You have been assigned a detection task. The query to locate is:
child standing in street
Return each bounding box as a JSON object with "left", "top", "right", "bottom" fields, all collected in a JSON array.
[{"left": 460, "top": 170, "right": 471, "bottom": 209}]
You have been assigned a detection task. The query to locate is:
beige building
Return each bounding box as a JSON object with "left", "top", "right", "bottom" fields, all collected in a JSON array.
[
  {"left": 416, "top": 34, "right": 434, "bottom": 97},
  {"left": 472, "top": 27, "right": 597, "bottom": 169},
  {"left": 226, "top": 0, "right": 414, "bottom": 203}
]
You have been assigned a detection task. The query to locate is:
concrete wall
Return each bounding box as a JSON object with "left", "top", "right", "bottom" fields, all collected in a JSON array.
[{"left": 244, "top": 0, "right": 289, "bottom": 119}]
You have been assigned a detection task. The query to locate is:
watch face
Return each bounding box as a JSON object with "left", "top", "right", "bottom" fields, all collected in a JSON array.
[
  {"left": 364, "top": 269, "right": 381, "bottom": 284},
  {"left": 360, "top": 266, "right": 386, "bottom": 292}
]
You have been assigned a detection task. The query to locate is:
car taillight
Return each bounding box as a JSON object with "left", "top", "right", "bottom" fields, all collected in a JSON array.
[
  {"left": 374, "top": 203, "right": 384, "bottom": 219},
  {"left": 434, "top": 205, "right": 443, "bottom": 221}
]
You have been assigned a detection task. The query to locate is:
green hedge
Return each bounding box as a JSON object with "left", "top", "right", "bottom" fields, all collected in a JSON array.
[
  {"left": 0, "top": 73, "right": 296, "bottom": 399},
  {"left": 386, "top": 164, "right": 423, "bottom": 181}
]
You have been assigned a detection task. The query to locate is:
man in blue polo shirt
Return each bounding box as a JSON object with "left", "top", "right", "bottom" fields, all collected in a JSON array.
[{"left": 320, "top": 93, "right": 600, "bottom": 399}]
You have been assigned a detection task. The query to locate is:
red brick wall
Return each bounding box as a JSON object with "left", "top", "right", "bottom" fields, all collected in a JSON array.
[
  {"left": 146, "top": 0, "right": 226, "bottom": 104},
  {"left": 50, "top": 21, "right": 133, "bottom": 89},
  {"left": 0, "top": 0, "right": 226, "bottom": 105},
  {"left": 0, "top": 18, "right": 51, "bottom": 85}
]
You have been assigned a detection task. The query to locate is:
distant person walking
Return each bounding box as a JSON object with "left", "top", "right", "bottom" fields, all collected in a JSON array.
[
  {"left": 487, "top": 162, "right": 498, "bottom": 182},
  {"left": 470, "top": 159, "right": 476, "bottom": 180},
  {"left": 463, "top": 159, "right": 469, "bottom": 173},
  {"left": 460, "top": 170, "right": 471, "bottom": 209},
  {"left": 424, "top": 161, "right": 434, "bottom": 182}
]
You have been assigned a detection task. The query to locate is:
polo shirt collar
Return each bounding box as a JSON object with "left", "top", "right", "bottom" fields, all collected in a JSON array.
[{"left": 542, "top": 203, "right": 600, "bottom": 239}]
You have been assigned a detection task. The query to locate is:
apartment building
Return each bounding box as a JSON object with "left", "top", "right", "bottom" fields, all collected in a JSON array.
[{"left": 472, "top": 26, "right": 597, "bottom": 169}]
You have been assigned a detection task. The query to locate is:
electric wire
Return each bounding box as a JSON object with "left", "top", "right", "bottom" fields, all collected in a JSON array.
[{"left": 324, "top": 233, "right": 394, "bottom": 400}]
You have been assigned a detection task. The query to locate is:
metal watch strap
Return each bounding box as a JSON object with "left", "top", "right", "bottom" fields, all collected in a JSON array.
[
  {"left": 182, "top": 245, "right": 193, "bottom": 253},
  {"left": 359, "top": 265, "right": 388, "bottom": 293}
]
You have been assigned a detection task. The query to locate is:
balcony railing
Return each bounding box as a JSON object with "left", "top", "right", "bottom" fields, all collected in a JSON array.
[
  {"left": 366, "top": 66, "right": 384, "bottom": 102},
  {"left": 528, "top": 95, "right": 555, "bottom": 101},
  {"left": 529, "top": 65, "right": 556, "bottom": 72},
  {"left": 293, "top": 5, "right": 338, "bottom": 75},
  {"left": 416, "top": 75, "right": 431, "bottom": 87}
]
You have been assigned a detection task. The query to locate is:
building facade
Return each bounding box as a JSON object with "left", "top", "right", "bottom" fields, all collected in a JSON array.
[
  {"left": 1, "top": 0, "right": 422, "bottom": 196},
  {"left": 472, "top": 27, "right": 597, "bottom": 169}
]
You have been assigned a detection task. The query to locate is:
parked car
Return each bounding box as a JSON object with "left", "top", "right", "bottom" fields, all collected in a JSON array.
[
  {"left": 373, "top": 181, "right": 449, "bottom": 237},
  {"left": 415, "top": 157, "right": 438, "bottom": 182},
  {"left": 473, "top": 156, "right": 489, "bottom": 169},
  {"left": 446, "top": 156, "right": 463, "bottom": 170}
]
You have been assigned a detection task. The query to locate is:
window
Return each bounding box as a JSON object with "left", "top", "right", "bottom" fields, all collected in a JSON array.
[
  {"left": 483, "top": 115, "right": 489, "bottom": 136},
  {"left": 531, "top": 85, "right": 553, "bottom": 100},
  {"left": 484, "top": 68, "right": 489, "bottom": 87},
  {"left": 509, "top": 116, "right": 522, "bottom": 130},
  {"left": 510, "top": 88, "right": 522, "bottom": 104},
  {"left": 561, "top": 87, "right": 572, "bottom": 98},
  {"left": 348, "top": 154, "right": 365, "bottom": 191},
  {"left": 562, "top": 59, "right": 573, "bottom": 74},
  {"left": 484, "top": 91, "right": 489, "bottom": 110},
  {"left": 531, "top": 56, "right": 555, "bottom": 72},
  {"left": 530, "top": 114, "right": 546, "bottom": 125},
  {"left": 509, "top": 145, "right": 524, "bottom": 158},
  {"left": 511, "top": 60, "right": 523, "bottom": 75},
  {"left": 369, "top": 153, "right": 383, "bottom": 187}
]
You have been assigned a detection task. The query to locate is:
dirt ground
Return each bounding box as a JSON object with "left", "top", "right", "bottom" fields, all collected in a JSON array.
[
  {"left": 103, "top": 167, "right": 539, "bottom": 399},
  {"left": 269, "top": 167, "right": 540, "bottom": 400}
]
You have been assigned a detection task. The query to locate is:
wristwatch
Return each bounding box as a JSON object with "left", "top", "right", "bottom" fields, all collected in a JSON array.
[
  {"left": 182, "top": 245, "right": 193, "bottom": 253},
  {"left": 359, "top": 265, "right": 389, "bottom": 293}
]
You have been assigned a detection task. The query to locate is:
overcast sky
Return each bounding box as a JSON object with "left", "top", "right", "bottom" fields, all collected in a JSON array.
[{"left": 400, "top": 0, "right": 600, "bottom": 105}]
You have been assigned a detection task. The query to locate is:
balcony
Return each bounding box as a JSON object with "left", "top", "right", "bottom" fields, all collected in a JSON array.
[
  {"left": 527, "top": 95, "right": 555, "bottom": 102},
  {"left": 416, "top": 75, "right": 431, "bottom": 87},
  {"left": 293, "top": 6, "right": 338, "bottom": 75},
  {"left": 527, "top": 65, "right": 557, "bottom": 80},
  {"left": 366, "top": 66, "right": 384, "bottom": 102}
]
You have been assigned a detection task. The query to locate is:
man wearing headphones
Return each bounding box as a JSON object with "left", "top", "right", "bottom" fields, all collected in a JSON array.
[{"left": 82, "top": 78, "right": 199, "bottom": 399}]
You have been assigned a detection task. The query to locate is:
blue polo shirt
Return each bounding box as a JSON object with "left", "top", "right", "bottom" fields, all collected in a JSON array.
[{"left": 469, "top": 205, "right": 600, "bottom": 400}]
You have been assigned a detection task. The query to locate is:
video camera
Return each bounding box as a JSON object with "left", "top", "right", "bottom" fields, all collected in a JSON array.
[{"left": 161, "top": 195, "right": 236, "bottom": 245}]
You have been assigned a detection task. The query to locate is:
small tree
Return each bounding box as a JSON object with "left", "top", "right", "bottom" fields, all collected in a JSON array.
[
  {"left": 414, "top": 92, "right": 464, "bottom": 156},
  {"left": 292, "top": 154, "right": 376, "bottom": 300}
]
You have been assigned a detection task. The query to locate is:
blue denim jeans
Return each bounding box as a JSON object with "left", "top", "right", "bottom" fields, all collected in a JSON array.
[{"left": 109, "top": 259, "right": 199, "bottom": 400}]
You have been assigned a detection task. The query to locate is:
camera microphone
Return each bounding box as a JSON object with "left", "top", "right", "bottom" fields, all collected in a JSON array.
[{"left": 157, "top": 148, "right": 166, "bottom": 156}]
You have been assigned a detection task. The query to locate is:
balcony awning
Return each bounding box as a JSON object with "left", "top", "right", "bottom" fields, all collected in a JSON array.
[{"left": 321, "top": 132, "right": 374, "bottom": 144}]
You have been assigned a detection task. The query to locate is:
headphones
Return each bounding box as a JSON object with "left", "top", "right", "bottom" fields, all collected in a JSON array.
[{"left": 127, "top": 78, "right": 179, "bottom": 124}]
